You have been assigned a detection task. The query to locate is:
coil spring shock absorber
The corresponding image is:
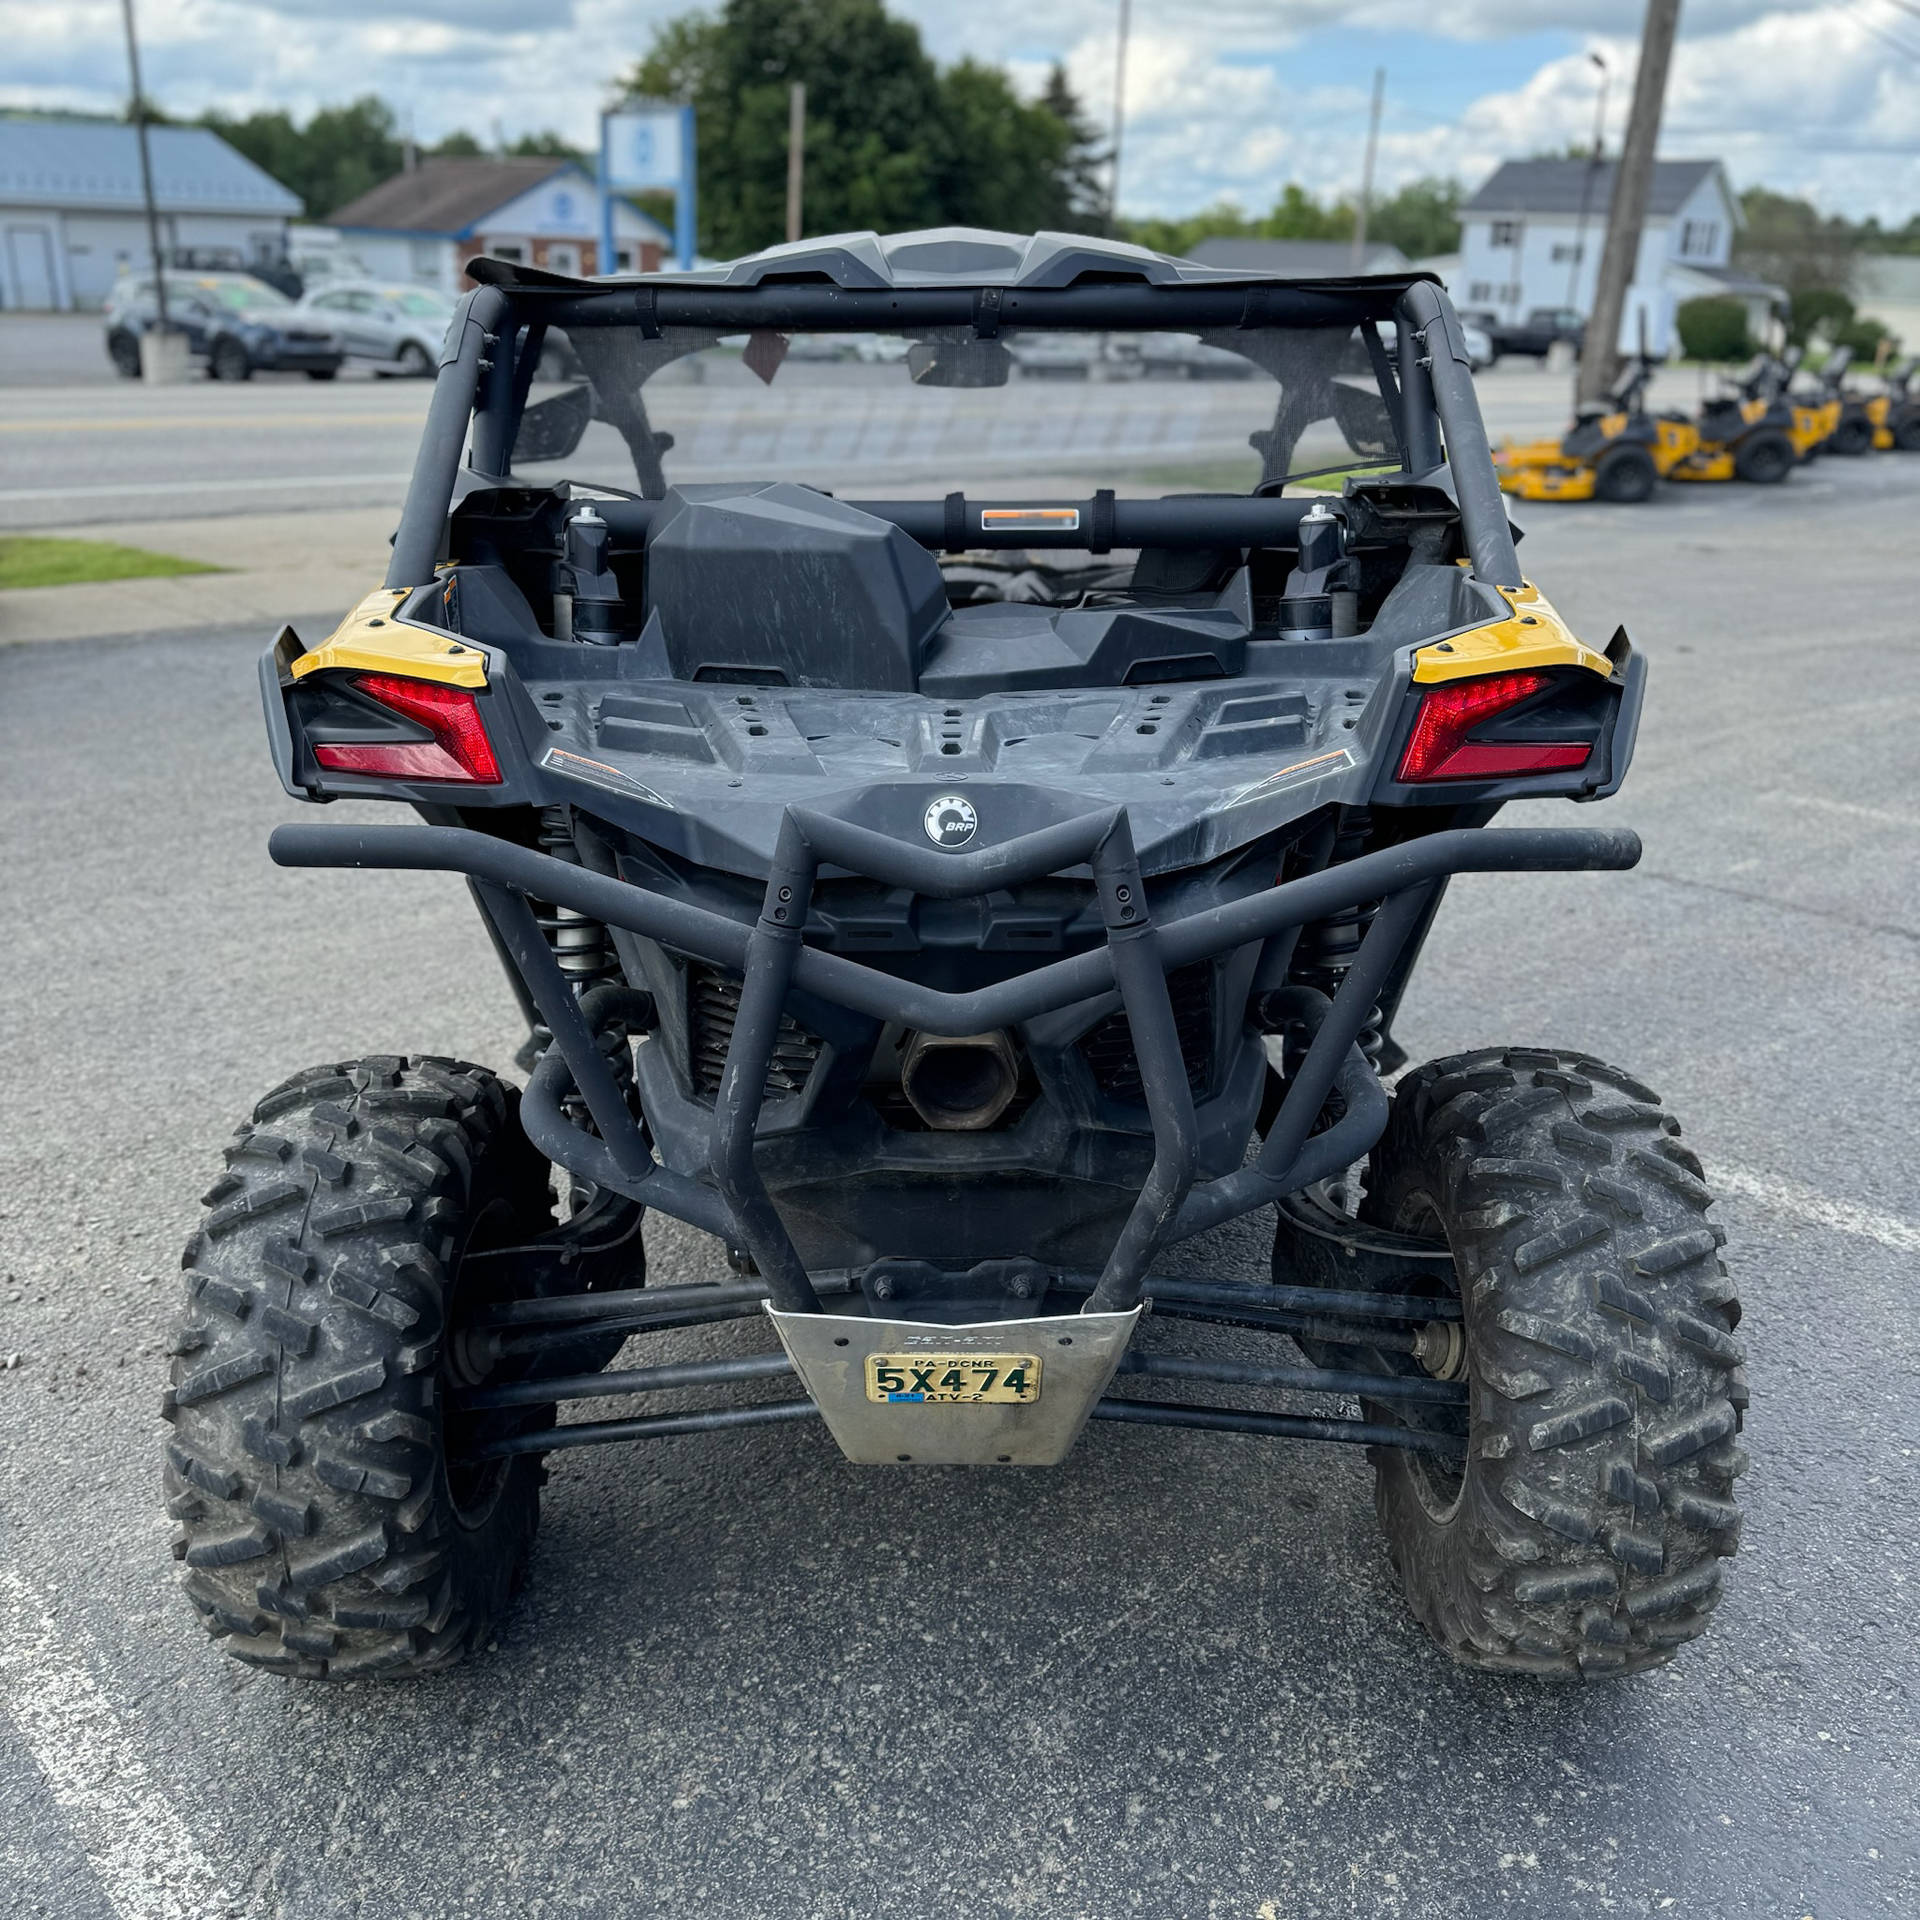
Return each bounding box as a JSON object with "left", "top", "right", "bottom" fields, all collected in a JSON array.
[
  {"left": 532, "top": 807, "right": 634, "bottom": 1120},
  {"left": 1291, "top": 808, "right": 1387, "bottom": 1063},
  {"left": 535, "top": 805, "right": 622, "bottom": 992}
]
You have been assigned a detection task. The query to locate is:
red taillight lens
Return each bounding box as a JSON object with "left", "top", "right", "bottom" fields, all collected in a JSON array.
[
  {"left": 1397, "top": 670, "right": 1592, "bottom": 783},
  {"left": 313, "top": 673, "right": 501, "bottom": 784}
]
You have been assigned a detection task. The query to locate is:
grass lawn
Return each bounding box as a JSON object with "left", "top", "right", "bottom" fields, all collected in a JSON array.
[{"left": 0, "top": 535, "right": 222, "bottom": 591}]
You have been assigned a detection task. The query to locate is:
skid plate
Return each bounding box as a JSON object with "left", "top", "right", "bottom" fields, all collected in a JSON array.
[{"left": 769, "top": 1304, "right": 1140, "bottom": 1465}]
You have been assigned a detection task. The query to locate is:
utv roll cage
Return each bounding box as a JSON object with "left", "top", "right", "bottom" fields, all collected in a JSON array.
[
  {"left": 263, "top": 254, "right": 1642, "bottom": 1463},
  {"left": 384, "top": 269, "right": 1523, "bottom": 593}
]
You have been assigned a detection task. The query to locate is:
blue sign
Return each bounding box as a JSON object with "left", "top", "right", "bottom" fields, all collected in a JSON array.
[
  {"left": 600, "top": 101, "right": 697, "bottom": 274},
  {"left": 604, "top": 107, "right": 687, "bottom": 190}
]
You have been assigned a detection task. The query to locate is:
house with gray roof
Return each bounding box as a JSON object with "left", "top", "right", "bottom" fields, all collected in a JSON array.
[
  {"left": 319, "top": 158, "right": 671, "bottom": 297},
  {"left": 1454, "top": 156, "right": 1778, "bottom": 354},
  {"left": 0, "top": 117, "right": 300, "bottom": 311}
]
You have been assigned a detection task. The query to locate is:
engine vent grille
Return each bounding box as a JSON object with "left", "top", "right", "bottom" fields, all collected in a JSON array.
[
  {"left": 689, "top": 963, "right": 824, "bottom": 1102},
  {"left": 1077, "top": 962, "right": 1213, "bottom": 1104}
]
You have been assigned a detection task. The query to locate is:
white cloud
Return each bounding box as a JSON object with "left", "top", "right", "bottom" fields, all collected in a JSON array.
[{"left": 0, "top": 0, "right": 1915, "bottom": 222}]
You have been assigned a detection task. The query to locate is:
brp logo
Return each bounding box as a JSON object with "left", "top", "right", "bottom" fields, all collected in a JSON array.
[{"left": 923, "top": 794, "right": 978, "bottom": 849}]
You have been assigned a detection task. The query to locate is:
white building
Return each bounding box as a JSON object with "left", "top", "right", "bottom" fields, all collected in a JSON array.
[
  {"left": 1851, "top": 256, "right": 1920, "bottom": 358},
  {"left": 322, "top": 158, "right": 671, "bottom": 297},
  {"left": 0, "top": 118, "right": 300, "bottom": 311},
  {"left": 1456, "top": 158, "right": 1778, "bottom": 353}
]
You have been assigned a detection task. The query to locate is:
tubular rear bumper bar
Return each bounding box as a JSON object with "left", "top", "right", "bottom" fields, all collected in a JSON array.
[{"left": 270, "top": 815, "right": 1638, "bottom": 1316}]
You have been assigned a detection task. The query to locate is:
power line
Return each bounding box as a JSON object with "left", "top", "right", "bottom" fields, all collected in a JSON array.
[{"left": 1848, "top": 0, "right": 1920, "bottom": 64}]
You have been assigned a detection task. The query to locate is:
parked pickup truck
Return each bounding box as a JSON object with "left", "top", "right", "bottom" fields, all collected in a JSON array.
[{"left": 1459, "top": 307, "right": 1586, "bottom": 362}]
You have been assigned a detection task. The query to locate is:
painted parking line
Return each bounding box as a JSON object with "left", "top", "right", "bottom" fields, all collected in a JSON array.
[
  {"left": 1771, "top": 792, "right": 1920, "bottom": 832},
  {"left": 0, "top": 1568, "right": 238, "bottom": 1920},
  {"left": 1717, "top": 1166, "right": 1920, "bottom": 1256}
]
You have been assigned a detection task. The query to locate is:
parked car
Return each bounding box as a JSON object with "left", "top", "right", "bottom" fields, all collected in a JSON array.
[
  {"left": 850, "top": 332, "right": 911, "bottom": 365},
  {"left": 295, "top": 281, "right": 456, "bottom": 377},
  {"left": 104, "top": 273, "right": 343, "bottom": 381},
  {"left": 783, "top": 333, "right": 857, "bottom": 362},
  {"left": 1007, "top": 332, "right": 1143, "bottom": 378},
  {"left": 1134, "top": 332, "right": 1259, "bottom": 379},
  {"left": 1459, "top": 307, "right": 1585, "bottom": 363}
]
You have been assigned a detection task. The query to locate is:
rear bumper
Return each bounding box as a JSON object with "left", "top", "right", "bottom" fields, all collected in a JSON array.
[{"left": 270, "top": 811, "right": 1640, "bottom": 1317}]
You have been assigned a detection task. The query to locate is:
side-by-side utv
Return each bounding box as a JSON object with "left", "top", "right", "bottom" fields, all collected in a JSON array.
[{"left": 165, "top": 229, "right": 1745, "bottom": 1685}]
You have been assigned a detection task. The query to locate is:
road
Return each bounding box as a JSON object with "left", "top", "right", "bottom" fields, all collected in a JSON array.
[
  {"left": 0, "top": 346, "right": 1716, "bottom": 533},
  {"left": 0, "top": 444, "right": 1916, "bottom": 1917}
]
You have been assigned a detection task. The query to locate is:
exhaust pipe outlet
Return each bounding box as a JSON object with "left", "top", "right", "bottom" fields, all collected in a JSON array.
[{"left": 900, "top": 1029, "right": 1021, "bottom": 1131}]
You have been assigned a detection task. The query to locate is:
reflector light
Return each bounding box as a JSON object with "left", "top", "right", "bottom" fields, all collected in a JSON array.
[
  {"left": 313, "top": 674, "right": 502, "bottom": 784},
  {"left": 1397, "top": 670, "right": 1591, "bottom": 783}
]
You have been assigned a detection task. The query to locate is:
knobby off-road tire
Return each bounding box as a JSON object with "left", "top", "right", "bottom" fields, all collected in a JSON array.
[
  {"left": 1361, "top": 1048, "right": 1747, "bottom": 1679},
  {"left": 164, "top": 1056, "right": 559, "bottom": 1680}
]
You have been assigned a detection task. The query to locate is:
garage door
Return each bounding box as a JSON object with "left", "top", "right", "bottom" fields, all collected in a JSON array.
[{"left": 6, "top": 225, "right": 59, "bottom": 309}]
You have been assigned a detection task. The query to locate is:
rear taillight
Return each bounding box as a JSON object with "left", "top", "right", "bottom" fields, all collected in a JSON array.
[
  {"left": 313, "top": 673, "right": 501, "bottom": 784},
  {"left": 1397, "top": 670, "right": 1592, "bottom": 783}
]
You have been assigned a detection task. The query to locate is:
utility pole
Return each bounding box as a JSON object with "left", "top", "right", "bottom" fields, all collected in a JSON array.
[
  {"left": 1348, "top": 67, "right": 1385, "bottom": 272},
  {"left": 1566, "top": 52, "right": 1609, "bottom": 309},
  {"left": 1108, "top": 0, "right": 1132, "bottom": 237},
  {"left": 119, "top": 0, "right": 170, "bottom": 343},
  {"left": 1577, "top": 0, "right": 1682, "bottom": 405},
  {"left": 785, "top": 82, "right": 806, "bottom": 245}
]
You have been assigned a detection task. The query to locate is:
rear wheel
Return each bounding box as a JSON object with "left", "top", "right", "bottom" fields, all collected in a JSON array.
[
  {"left": 1289, "top": 1048, "right": 1747, "bottom": 1678},
  {"left": 396, "top": 340, "right": 433, "bottom": 377},
  {"left": 1828, "top": 412, "right": 1874, "bottom": 457},
  {"left": 1733, "top": 429, "right": 1794, "bottom": 484},
  {"left": 1895, "top": 412, "right": 1920, "bottom": 453},
  {"left": 164, "top": 1056, "right": 572, "bottom": 1679},
  {"left": 108, "top": 330, "right": 142, "bottom": 378},
  {"left": 208, "top": 338, "right": 251, "bottom": 382},
  {"left": 1593, "top": 443, "right": 1658, "bottom": 503}
]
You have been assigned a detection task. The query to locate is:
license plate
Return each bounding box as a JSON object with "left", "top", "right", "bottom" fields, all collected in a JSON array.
[{"left": 865, "top": 1353, "right": 1041, "bottom": 1405}]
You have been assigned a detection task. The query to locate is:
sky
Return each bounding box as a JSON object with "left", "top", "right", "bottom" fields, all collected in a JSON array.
[{"left": 5, "top": 0, "right": 1920, "bottom": 224}]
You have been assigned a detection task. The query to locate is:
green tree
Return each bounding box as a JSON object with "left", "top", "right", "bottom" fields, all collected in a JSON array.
[
  {"left": 1037, "top": 62, "right": 1108, "bottom": 229},
  {"left": 933, "top": 59, "right": 1074, "bottom": 233},
  {"left": 627, "top": 0, "right": 944, "bottom": 256},
  {"left": 1787, "top": 285, "right": 1854, "bottom": 349},
  {"left": 510, "top": 131, "right": 585, "bottom": 163},
  {"left": 1120, "top": 201, "right": 1258, "bottom": 259},
  {"left": 1259, "top": 182, "right": 1353, "bottom": 241},
  {"left": 1737, "top": 187, "right": 1855, "bottom": 299},
  {"left": 625, "top": 0, "right": 1104, "bottom": 256},
  {"left": 431, "top": 130, "right": 487, "bottom": 158},
  {"left": 202, "top": 95, "right": 403, "bottom": 218},
  {"left": 1368, "top": 177, "right": 1461, "bottom": 258}
]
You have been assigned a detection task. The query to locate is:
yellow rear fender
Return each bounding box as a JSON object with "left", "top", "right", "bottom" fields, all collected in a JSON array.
[
  {"left": 287, "top": 583, "right": 489, "bottom": 690},
  {"left": 1413, "top": 579, "right": 1615, "bottom": 685}
]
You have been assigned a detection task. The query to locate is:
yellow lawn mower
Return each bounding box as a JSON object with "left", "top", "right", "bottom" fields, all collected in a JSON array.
[
  {"left": 1812, "top": 347, "right": 1884, "bottom": 457},
  {"left": 1668, "top": 351, "right": 1814, "bottom": 486},
  {"left": 1882, "top": 360, "right": 1920, "bottom": 451},
  {"left": 1495, "top": 357, "right": 1696, "bottom": 504}
]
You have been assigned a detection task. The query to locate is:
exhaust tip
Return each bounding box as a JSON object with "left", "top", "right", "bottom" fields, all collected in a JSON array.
[{"left": 900, "top": 1030, "right": 1021, "bottom": 1131}]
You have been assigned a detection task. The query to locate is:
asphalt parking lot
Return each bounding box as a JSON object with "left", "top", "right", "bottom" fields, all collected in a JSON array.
[{"left": 1, "top": 439, "right": 1916, "bottom": 1915}]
